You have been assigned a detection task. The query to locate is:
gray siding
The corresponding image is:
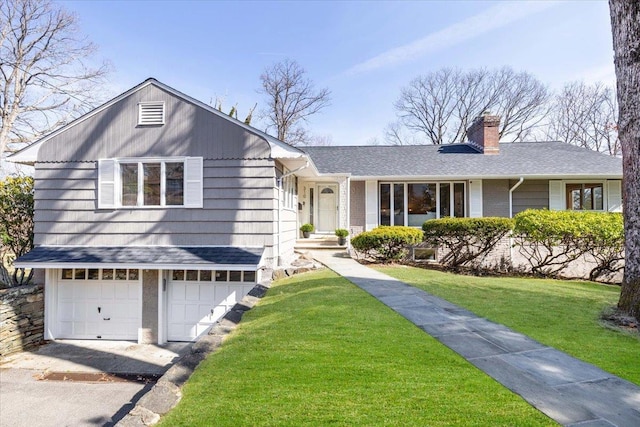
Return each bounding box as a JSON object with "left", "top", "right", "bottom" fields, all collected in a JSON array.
[
  {"left": 34, "top": 159, "right": 279, "bottom": 262},
  {"left": 350, "top": 181, "right": 366, "bottom": 230},
  {"left": 38, "top": 84, "right": 271, "bottom": 161},
  {"left": 482, "top": 180, "right": 510, "bottom": 217},
  {"left": 512, "top": 179, "right": 549, "bottom": 215}
]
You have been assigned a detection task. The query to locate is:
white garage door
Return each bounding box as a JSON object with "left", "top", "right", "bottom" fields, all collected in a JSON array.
[
  {"left": 56, "top": 268, "right": 141, "bottom": 340},
  {"left": 168, "top": 269, "right": 255, "bottom": 342}
]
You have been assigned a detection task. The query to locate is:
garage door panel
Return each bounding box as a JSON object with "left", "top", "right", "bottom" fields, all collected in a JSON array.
[
  {"left": 168, "top": 275, "right": 255, "bottom": 342},
  {"left": 56, "top": 276, "right": 140, "bottom": 340}
]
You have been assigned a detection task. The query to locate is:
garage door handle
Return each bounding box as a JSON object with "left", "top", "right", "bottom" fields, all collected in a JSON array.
[{"left": 103, "top": 317, "right": 111, "bottom": 321}]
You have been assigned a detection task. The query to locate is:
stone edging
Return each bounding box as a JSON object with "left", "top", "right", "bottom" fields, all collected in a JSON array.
[{"left": 116, "top": 282, "right": 271, "bottom": 426}]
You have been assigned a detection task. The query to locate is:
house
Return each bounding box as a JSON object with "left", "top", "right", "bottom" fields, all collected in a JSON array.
[
  {"left": 9, "top": 79, "right": 622, "bottom": 344},
  {"left": 299, "top": 115, "right": 622, "bottom": 235}
]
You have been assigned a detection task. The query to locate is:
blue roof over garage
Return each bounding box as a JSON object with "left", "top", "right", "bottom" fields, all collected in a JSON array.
[{"left": 14, "top": 246, "right": 265, "bottom": 269}]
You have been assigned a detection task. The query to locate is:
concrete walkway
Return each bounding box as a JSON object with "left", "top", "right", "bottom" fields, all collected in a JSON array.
[{"left": 311, "top": 250, "right": 640, "bottom": 427}]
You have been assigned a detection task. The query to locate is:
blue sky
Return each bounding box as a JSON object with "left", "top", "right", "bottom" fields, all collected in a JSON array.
[{"left": 60, "top": 0, "right": 615, "bottom": 146}]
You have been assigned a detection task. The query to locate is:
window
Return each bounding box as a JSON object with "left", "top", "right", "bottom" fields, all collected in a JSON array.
[
  {"left": 380, "top": 182, "right": 466, "bottom": 226},
  {"left": 119, "top": 160, "right": 183, "bottom": 207},
  {"left": 98, "top": 157, "right": 202, "bottom": 209},
  {"left": 138, "top": 102, "right": 165, "bottom": 125},
  {"left": 59, "top": 268, "right": 140, "bottom": 281},
  {"left": 566, "top": 183, "right": 603, "bottom": 210},
  {"left": 281, "top": 170, "right": 297, "bottom": 210}
]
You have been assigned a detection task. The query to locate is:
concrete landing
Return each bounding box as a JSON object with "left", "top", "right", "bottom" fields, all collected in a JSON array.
[{"left": 311, "top": 250, "right": 640, "bottom": 427}]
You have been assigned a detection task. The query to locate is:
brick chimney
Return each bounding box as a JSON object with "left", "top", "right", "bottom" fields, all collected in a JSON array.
[{"left": 467, "top": 112, "right": 500, "bottom": 155}]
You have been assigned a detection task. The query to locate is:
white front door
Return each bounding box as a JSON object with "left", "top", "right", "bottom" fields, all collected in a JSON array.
[
  {"left": 167, "top": 270, "right": 255, "bottom": 342},
  {"left": 317, "top": 184, "right": 337, "bottom": 232},
  {"left": 57, "top": 273, "right": 141, "bottom": 340}
]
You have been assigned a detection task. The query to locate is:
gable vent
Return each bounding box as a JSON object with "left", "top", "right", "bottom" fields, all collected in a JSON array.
[{"left": 138, "top": 102, "right": 165, "bottom": 125}]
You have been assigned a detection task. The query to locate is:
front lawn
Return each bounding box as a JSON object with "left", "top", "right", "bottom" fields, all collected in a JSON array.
[
  {"left": 160, "top": 269, "right": 554, "bottom": 426},
  {"left": 378, "top": 266, "right": 640, "bottom": 385}
]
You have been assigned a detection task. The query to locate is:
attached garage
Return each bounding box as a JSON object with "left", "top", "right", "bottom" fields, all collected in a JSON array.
[{"left": 15, "top": 245, "right": 265, "bottom": 345}]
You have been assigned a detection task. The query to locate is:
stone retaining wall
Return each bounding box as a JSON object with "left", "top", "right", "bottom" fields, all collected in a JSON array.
[{"left": 0, "top": 284, "right": 44, "bottom": 359}]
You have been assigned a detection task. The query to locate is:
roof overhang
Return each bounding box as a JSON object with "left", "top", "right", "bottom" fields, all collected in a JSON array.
[
  {"left": 347, "top": 174, "right": 623, "bottom": 181},
  {"left": 14, "top": 246, "right": 265, "bottom": 270}
]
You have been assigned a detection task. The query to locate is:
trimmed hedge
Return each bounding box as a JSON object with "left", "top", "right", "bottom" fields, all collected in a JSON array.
[
  {"left": 422, "top": 217, "right": 514, "bottom": 270},
  {"left": 351, "top": 226, "right": 423, "bottom": 262},
  {"left": 513, "top": 209, "right": 624, "bottom": 280}
]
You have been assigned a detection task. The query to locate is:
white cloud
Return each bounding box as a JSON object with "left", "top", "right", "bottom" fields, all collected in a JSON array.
[{"left": 345, "top": 1, "right": 559, "bottom": 76}]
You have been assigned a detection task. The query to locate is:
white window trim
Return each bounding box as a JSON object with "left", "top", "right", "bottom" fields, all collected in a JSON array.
[
  {"left": 281, "top": 169, "right": 297, "bottom": 211},
  {"left": 97, "top": 156, "right": 203, "bottom": 209}
]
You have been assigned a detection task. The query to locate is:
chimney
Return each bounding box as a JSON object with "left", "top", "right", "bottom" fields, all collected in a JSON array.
[{"left": 467, "top": 112, "right": 500, "bottom": 155}]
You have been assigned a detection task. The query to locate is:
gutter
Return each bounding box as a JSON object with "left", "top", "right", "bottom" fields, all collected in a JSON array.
[{"left": 276, "top": 162, "right": 309, "bottom": 266}]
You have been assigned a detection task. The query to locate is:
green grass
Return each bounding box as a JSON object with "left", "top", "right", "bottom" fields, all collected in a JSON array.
[
  {"left": 160, "top": 269, "right": 554, "bottom": 426},
  {"left": 377, "top": 266, "right": 640, "bottom": 385}
]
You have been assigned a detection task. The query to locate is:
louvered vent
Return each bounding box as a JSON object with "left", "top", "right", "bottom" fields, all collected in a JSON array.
[{"left": 138, "top": 102, "right": 165, "bottom": 125}]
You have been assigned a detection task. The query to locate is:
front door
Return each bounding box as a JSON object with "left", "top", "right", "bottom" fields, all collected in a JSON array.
[{"left": 317, "top": 184, "right": 337, "bottom": 232}]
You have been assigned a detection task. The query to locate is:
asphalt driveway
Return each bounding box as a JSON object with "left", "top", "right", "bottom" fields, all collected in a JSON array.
[{"left": 0, "top": 340, "right": 190, "bottom": 427}]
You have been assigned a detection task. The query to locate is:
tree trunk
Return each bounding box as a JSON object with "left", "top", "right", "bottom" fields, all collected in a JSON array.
[{"left": 610, "top": 0, "right": 640, "bottom": 319}]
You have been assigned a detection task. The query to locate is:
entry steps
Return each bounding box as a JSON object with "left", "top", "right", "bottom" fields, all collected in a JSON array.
[{"left": 294, "top": 235, "right": 347, "bottom": 251}]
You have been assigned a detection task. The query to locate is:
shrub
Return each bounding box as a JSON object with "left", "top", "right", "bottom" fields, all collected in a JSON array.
[
  {"left": 351, "top": 226, "right": 423, "bottom": 262},
  {"left": 579, "top": 212, "right": 624, "bottom": 281},
  {"left": 300, "top": 223, "right": 315, "bottom": 233},
  {"left": 0, "top": 175, "right": 34, "bottom": 286},
  {"left": 513, "top": 209, "right": 624, "bottom": 280},
  {"left": 335, "top": 228, "right": 349, "bottom": 238},
  {"left": 422, "top": 217, "right": 514, "bottom": 270}
]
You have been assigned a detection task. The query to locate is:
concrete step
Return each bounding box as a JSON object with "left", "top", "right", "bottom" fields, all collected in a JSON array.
[{"left": 295, "top": 236, "right": 347, "bottom": 250}]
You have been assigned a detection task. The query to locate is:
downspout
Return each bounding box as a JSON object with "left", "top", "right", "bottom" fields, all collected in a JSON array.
[
  {"left": 509, "top": 177, "right": 524, "bottom": 218},
  {"left": 508, "top": 177, "right": 524, "bottom": 267},
  {"left": 276, "top": 161, "right": 309, "bottom": 266}
]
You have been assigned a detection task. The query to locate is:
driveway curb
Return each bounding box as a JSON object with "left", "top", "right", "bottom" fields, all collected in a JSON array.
[{"left": 116, "top": 283, "right": 270, "bottom": 426}]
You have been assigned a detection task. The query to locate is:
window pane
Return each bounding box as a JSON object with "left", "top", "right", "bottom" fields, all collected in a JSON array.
[
  {"left": 200, "top": 270, "right": 212, "bottom": 281},
  {"left": 121, "top": 164, "right": 138, "bottom": 206},
  {"left": 454, "top": 183, "right": 465, "bottom": 217},
  {"left": 165, "top": 162, "right": 184, "bottom": 205},
  {"left": 243, "top": 271, "right": 256, "bottom": 282},
  {"left": 186, "top": 270, "right": 198, "bottom": 281},
  {"left": 566, "top": 184, "right": 582, "bottom": 210},
  {"left": 380, "top": 184, "right": 391, "bottom": 226},
  {"left": 128, "top": 269, "right": 139, "bottom": 280},
  {"left": 115, "top": 269, "right": 127, "bottom": 280},
  {"left": 593, "top": 184, "right": 603, "bottom": 210},
  {"left": 144, "top": 163, "right": 161, "bottom": 205},
  {"left": 229, "top": 271, "right": 242, "bottom": 282},
  {"left": 74, "top": 269, "right": 86, "bottom": 280},
  {"left": 393, "top": 184, "right": 405, "bottom": 226},
  {"left": 61, "top": 269, "right": 73, "bottom": 280},
  {"left": 408, "top": 183, "right": 436, "bottom": 226},
  {"left": 87, "top": 269, "right": 99, "bottom": 280},
  {"left": 172, "top": 270, "right": 184, "bottom": 281},
  {"left": 440, "top": 183, "right": 450, "bottom": 218},
  {"left": 215, "top": 271, "right": 228, "bottom": 282},
  {"left": 102, "top": 269, "right": 114, "bottom": 280}
]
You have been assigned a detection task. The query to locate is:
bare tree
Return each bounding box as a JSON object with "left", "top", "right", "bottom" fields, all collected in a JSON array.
[
  {"left": 0, "top": 0, "right": 109, "bottom": 159},
  {"left": 393, "top": 67, "right": 550, "bottom": 145},
  {"left": 259, "top": 59, "right": 331, "bottom": 146},
  {"left": 610, "top": 0, "right": 640, "bottom": 320},
  {"left": 547, "top": 81, "right": 620, "bottom": 156}
]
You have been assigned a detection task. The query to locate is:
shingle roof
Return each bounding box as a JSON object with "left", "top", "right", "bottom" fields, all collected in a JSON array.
[
  {"left": 14, "top": 246, "right": 264, "bottom": 269},
  {"left": 303, "top": 142, "right": 622, "bottom": 178}
]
